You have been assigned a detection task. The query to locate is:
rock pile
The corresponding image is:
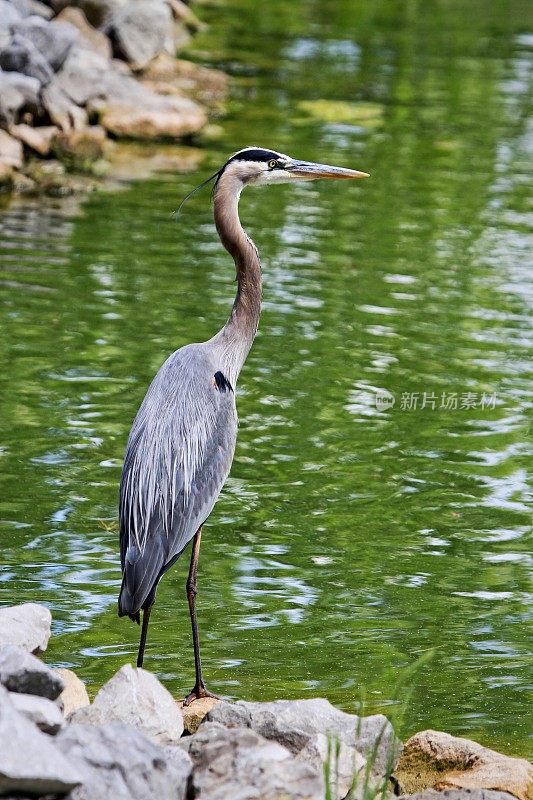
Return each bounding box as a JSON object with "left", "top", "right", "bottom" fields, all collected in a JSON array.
[
  {"left": 0, "top": 0, "right": 226, "bottom": 191},
  {"left": 0, "top": 602, "right": 530, "bottom": 800}
]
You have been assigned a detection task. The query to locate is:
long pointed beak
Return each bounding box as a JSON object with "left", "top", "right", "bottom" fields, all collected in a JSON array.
[{"left": 286, "top": 160, "right": 369, "bottom": 180}]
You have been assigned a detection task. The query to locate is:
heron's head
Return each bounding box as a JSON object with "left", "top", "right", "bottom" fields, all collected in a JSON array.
[{"left": 217, "top": 146, "right": 369, "bottom": 188}]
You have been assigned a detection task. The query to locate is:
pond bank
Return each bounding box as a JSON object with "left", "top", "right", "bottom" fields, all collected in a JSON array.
[
  {"left": 1, "top": 603, "right": 531, "bottom": 800},
  {"left": 0, "top": 0, "right": 227, "bottom": 194}
]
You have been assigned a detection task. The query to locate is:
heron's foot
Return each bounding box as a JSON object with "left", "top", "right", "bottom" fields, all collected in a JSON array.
[{"left": 183, "top": 683, "right": 219, "bottom": 707}]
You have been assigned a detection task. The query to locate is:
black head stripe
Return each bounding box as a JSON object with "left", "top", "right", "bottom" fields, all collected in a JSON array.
[{"left": 226, "top": 148, "right": 282, "bottom": 166}]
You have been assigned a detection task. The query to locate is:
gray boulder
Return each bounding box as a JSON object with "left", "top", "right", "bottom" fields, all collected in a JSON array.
[
  {"left": 187, "top": 721, "right": 323, "bottom": 800},
  {"left": 0, "top": 33, "right": 54, "bottom": 84},
  {"left": 0, "top": 0, "right": 23, "bottom": 27},
  {"left": 10, "top": 692, "right": 65, "bottom": 734},
  {"left": 12, "top": 16, "right": 79, "bottom": 71},
  {"left": 206, "top": 698, "right": 401, "bottom": 779},
  {"left": 69, "top": 664, "right": 184, "bottom": 745},
  {"left": 0, "top": 684, "right": 82, "bottom": 796},
  {"left": 0, "top": 603, "right": 52, "bottom": 654},
  {"left": 56, "top": 723, "right": 192, "bottom": 800},
  {"left": 0, "top": 71, "right": 40, "bottom": 125},
  {"left": 105, "top": 0, "right": 172, "bottom": 68},
  {"left": 0, "top": 644, "right": 65, "bottom": 700},
  {"left": 42, "top": 80, "right": 87, "bottom": 132}
]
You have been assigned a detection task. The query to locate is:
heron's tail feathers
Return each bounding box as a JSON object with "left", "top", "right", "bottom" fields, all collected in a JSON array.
[{"left": 118, "top": 538, "right": 166, "bottom": 621}]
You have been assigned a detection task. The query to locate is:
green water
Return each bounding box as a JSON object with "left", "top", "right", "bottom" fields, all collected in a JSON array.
[{"left": 1, "top": 0, "right": 532, "bottom": 759}]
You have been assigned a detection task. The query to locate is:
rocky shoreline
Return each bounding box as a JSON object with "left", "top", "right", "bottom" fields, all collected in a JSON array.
[
  {"left": 0, "top": 603, "right": 531, "bottom": 800},
  {"left": 0, "top": 0, "right": 227, "bottom": 194}
]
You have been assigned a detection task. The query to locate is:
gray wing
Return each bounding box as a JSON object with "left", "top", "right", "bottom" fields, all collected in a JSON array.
[{"left": 118, "top": 343, "right": 237, "bottom": 617}]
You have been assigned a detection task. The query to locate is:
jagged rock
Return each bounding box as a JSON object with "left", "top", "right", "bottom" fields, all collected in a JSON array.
[
  {"left": 0, "top": 684, "right": 82, "bottom": 796},
  {"left": 105, "top": 0, "right": 173, "bottom": 69},
  {"left": 51, "top": 0, "right": 127, "bottom": 29},
  {"left": 56, "top": 723, "right": 192, "bottom": 800},
  {"left": 42, "top": 80, "right": 87, "bottom": 132},
  {"left": 10, "top": 123, "right": 58, "bottom": 155},
  {"left": 54, "top": 668, "right": 90, "bottom": 717},
  {"left": 206, "top": 698, "right": 401, "bottom": 780},
  {"left": 0, "top": 129, "right": 24, "bottom": 169},
  {"left": 179, "top": 696, "right": 219, "bottom": 735},
  {"left": 0, "top": 604, "right": 52, "bottom": 653},
  {"left": 69, "top": 664, "right": 184, "bottom": 745},
  {"left": 0, "top": 33, "right": 54, "bottom": 84},
  {"left": 0, "top": 644, "right": 65, "bottom": 700},
  {"left": 394, "top": 730, "right": 533, "bottom": 800},
  {"left": 400, "top": 790, "right": 521, "bottom": 800},
  {"left": 10, "top": 692, "right": 65, "bottom": 734},
  {"left": 55, "top": 7, "right": 112, "bottom": 59},
  {"left": 186, "top": 721, "right": 323, "bottom": 800},
  {"left": 11, "top": 16, "right": 78, "bottom": 72}
]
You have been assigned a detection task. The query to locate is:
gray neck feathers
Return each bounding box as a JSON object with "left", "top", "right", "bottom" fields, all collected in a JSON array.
[{"left": 210, "top": 172, "right": 262, "bottom": 385}]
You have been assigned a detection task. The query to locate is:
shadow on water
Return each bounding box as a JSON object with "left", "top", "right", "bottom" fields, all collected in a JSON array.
[{"left": 0, "top": 0, "right": 532, "bottom": 757}]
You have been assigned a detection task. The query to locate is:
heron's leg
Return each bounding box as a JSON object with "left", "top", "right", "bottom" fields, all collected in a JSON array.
[
  {"left": 137, "top": 604, "right": 153, "bottom": 668},
  {"left": 183, "top": 526, "right": 218, "bottom": 706}
]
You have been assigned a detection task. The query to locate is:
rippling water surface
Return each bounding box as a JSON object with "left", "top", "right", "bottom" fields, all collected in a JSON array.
[{"left": 1, "top": 0, "right": 532, "bottom": 758}]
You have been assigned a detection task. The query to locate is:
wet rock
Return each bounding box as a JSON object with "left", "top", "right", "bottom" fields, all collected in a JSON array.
[
  {"left": 206, "top": 698, "right": 401, "bottom": 780},
  {"left": 10, "top": 692, "right": 65, "bottom": 734},
  {"left": 394, "top": 730, "right": 533, "bottom": 800},
  {"left": 179, "top": 696, "right": 219, "bottom": 735},
  {"left": 0, "top": 129, "right": 24, "bottom": 169},
  {"left": 0, "top": 684, "right": 82, "bottom": 796},
  {"left": 0, "top": 33, "right": 54, "bottom": 84},
  {"left": 187, "top": 721, "right": 323, "bottom": 800},
  {"left": 54, "top": 667, "right": 90, "bottom": 717},
  {"left": 105, "top": 0, "right": 173, "bottom": 69},
  {"left": 55, "top": 7, "right": 112, "bottom": 59},
  {"left": 0, "top": 644, "right": 65, "bottom": 700},
  {"left": 53, "top": 124, "right": 107, "bottom": 168},
  {"left": 400, "top": 790, "right": 520, "bottom": 800},
  {"left": 11, "top": 16, "right": 78, "bottom": 71},
  {"left": 56, "top": 723, "right": 192, "bottom": 800},
  {"left": 69, "top": 664, "right": 184, "bottom": 745},
  {"left": 10, "top": 123, "right": 58, "bottom": 155},
  {"left": 42, "top": 80, "right": 87, "bottom": 132}
]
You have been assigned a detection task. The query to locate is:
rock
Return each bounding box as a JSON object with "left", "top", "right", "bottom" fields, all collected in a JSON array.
[
  {"left": 10, "top": 0, "right": 30, "bottom": 16},
  {"left": 0, "top": 71, "right": 41, "bottom": 107},
  {"left": 51, "top": 0, "right": 127, "bottom": 29},
  {"left": 0, "top": 644, "right": 65, "bottom": 699},
  {"left": 105, "top": 0, "right": 173, "bottom": 69},
  {"left": 187, "top": 721, "right": 323, "bottom": 800},
  {"left": 0, "top": 71, "right": 41, "bottom": 126},
  {"left": 394, "top": 730, "right": 533, "bottom": 800},
  {"left": 12, "top": 16, "right": 79, "bottom": 72},
  {"left": 0, "top": 684, "right": 82, "bottom": 796},
  {"left": 10, "top": 123, "right": 58, "bottom": 155},
  {"left": 53, "top": 125, "right": 107, "bottom": 167},
  {"left": 42, "top": 80, "right": 87, "bottom": 132},
  {"left": 0, "top": 0, "right": 23, "bottom": 27},
  {"left": 141, "top": 53, "right": 228, "bottom": 106},
  {"left": 206, "top": 698, "right": 402, "bottom": 780},
  {"left": 99, "top": 98, "right": 206, "bottom": 138},
  {"left": 167, "top": 0, "right": 205, "bottom": 32},
  {"left": 54, "top": 45, "right": 111, "bottom": 105},
  {"left": 69, "top": 664, "right": 184, "bottom": 745},
  {"left": 55, "top": 7, "right": 112, "bottom": 59},
  {"left": 179, "top": 696, "right": 219, "bottom": 735},
  {"left": 27, "top": 0, "right": 54, "bottom": 19},
  {"left": 0, "top": 80, "right": 24, "bottom": 127},
  {"left": 0, "top": 129, "right": 24, "bottom": 169},
  {"left": 56, "top": 723, "right": 192, "bottom": 800},
  {"left": 54, "top": 668, "right": 90, "bottom": 717},
  {"left": 10, "top": 692, "right": 65, "bottom": 734},
  {"left": 0, "top": 33, "right": 54, "bottom": 85},
  {"left": 400, "top": 790, "right": 521, "bottom": 800}
]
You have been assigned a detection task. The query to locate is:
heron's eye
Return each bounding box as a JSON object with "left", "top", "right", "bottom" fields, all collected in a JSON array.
[{"left": 268, "top": 159, "right": 277, "bottom": 169}]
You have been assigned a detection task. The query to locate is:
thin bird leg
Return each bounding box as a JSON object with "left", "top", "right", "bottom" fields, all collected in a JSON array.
[
  {"left": 137, "top": 604, "right": 153, "bottom": 668},
  {"left": 183, "top": 526, "right": 218, "bottom": 706}
]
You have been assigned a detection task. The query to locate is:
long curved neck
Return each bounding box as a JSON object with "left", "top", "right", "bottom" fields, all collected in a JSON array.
[{"left": 211, "top": 172, "right": 262, "bottom": 383}]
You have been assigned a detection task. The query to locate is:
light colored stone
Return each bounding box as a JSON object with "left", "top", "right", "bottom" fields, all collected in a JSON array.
[
  {"left": 42, "top": 81, "right": 87, "bottom": 132},
  {"left": 69, "top": 664, "right": 184, "bottom": 745},
  {"left": 56, "top": 723, "right": 192, "bottom": 800},
  {"left": 10, "top": 692, "right": 65, "bottom": 735},
  {"left": 12, "top": 16, "right": 78, "bottom": 72},
  {"left": 99, "top": 99, "right": 206, "bottom": 138},
  {"left": 54, "top": 668, "right": 90, "bottom": 718},
  {"left": 0, "top": 131, "right": 24, "bottom": 169},
  {"left": 141, "top": 53, "right": 228, "bottom": 106},
  {"left": 55, "top": 7, "right": 112, "bottom": 59},
  {"left": 0, "top": 644, "right": 65, "bottom": 699},
  {"left": 0, "top": 684, "right": 82, "bottom": 796},
  {"left": 0, "top": 0, "right": 23, "bottom": 27},
  {"left": 394, "top": 730, "right": 533, "bottom": 800},
  {"left": 27, "top": 0, "right": 53, "bottom": 19},
  {"left": 10, "top": 123, "right": 58, "bottom": 155},
  {"left": 178, "top": 695, "right": 219, "bottom": 735},
  {"left": 105, "top": 0, "right": 172, "bottom": 69},
  {"left": 187, "top": 721, "right": 323, "bottom": 800}
]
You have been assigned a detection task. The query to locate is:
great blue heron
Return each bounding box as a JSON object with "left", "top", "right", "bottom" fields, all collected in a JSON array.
[{"left": 118, "top": 147, "right": 368, "bottom": 704}]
